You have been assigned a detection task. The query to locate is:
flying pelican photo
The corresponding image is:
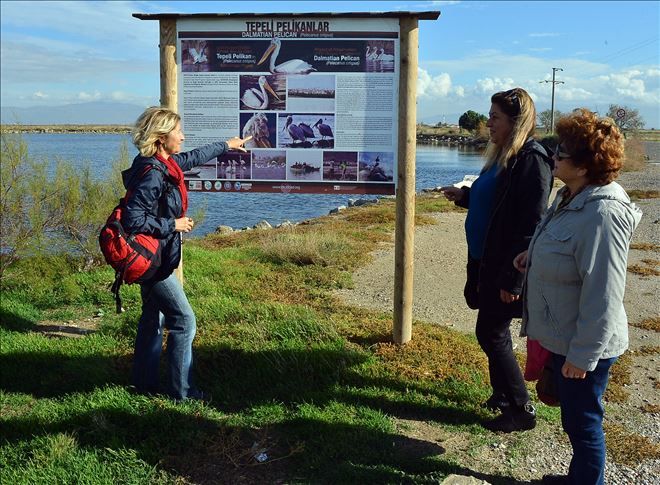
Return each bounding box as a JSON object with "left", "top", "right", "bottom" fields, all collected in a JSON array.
[
  {"left": 258, "top": 38, "right": 316, "bottom": 75},
  {"left": 189, "top": 47, "right": 207, "bottom": 64},
  {"left": 313, "top": 118, "right": 334, "bottom": 140},
  {"left": 241, "top": 76, "right": 280, "bottom": 110}
]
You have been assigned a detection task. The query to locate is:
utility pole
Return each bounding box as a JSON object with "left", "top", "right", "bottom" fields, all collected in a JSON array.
[{"left": 540, "top": 67, "right": 564, "bottom": 133}]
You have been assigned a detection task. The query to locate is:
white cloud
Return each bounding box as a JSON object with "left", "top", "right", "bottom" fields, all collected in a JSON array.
[
  {"left": 78, "top": 91, "right": 102, "bottom": 101},
  {"left": 32, "top": 91, "right": 48, "bottom": 99},
  {"left": 529, "top": 33, "right": 561, "bottom": 38},
  {"left": 475, "top": 77, "right": 516, "bottom": 94},
  {"left": 417, "top": 68, "right": 465, "bottom": 99}
]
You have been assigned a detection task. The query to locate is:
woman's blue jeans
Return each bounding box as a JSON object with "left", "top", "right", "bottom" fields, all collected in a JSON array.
[
  {"left": 553, "top": 353, "right": 617, "bottom": 485},
  {"left": 131, "top": 273, "right": 197, "bottom": 400}
]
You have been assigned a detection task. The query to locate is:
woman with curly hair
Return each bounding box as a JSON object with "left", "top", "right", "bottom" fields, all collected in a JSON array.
[
  {"left": 515, "top": 109, "right": 642, "bottom": 484},
  {"left": 442, "top": 88, "right": 554, "bottom": 432}
]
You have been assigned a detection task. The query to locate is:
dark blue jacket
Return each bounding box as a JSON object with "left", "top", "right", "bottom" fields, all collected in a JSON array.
[{"left": 121, "top": 141, "right": 228, "bottom": 282}]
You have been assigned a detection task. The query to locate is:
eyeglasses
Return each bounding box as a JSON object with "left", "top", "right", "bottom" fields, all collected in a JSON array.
[{"left": 555, "top": 144, "right": 572, "bottom": 160}]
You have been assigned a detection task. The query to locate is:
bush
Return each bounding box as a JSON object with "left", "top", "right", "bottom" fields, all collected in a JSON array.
[{"left": 0, "top": 132, "right": 130, "bottom": 279}]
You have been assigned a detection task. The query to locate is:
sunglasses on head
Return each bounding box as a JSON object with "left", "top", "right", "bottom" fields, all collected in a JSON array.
[
  {"left": 501, "top": 89, "right": 521, "bottom": 112},
  {"left": 555, "top": 144, "right": 571, "bottom": 160}
]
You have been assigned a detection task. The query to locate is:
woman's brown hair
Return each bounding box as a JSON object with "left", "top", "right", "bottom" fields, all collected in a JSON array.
[{"left": 555, "top": 108, "right": 624, "bottom": 185}]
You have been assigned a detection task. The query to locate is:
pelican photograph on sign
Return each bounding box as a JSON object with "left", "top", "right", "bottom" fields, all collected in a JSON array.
[
  {"left": 217, "top": 153, "right": 252, "bottom": 180},
  {"left": 358, "top": 152, "right": 394, "bottom": 182},
  {"left": 365, "top": 40, "right": 395, "bottom": 73},
  {"left": 241, "top": 112, "right": 276, "bottom": 148},
  {"left": 181, "top": 40, "right": 210, "bottom": 72},
  {"left": 286, "top": 150, "right": 323, "bottom": 181},
  {"left": 182, "top": 158, "right": 217, "bottom": 181},
  {"left": 287, "top": 75, "right": 335, "bottom": 112},
  {"left": 257, "top": 38, "right": 316, "bottom": 75},
  {"left": 278, "top": 113, "right": 335, "bottom": 149},
  {"left": 239, "top": 74, "right": 286, "bottom": 111},
  {"left": 323, "top": 151, "right": 358, "bottom": 181},
  {"left": 252, "top": 150, "right": 287, "bottom": 180}
]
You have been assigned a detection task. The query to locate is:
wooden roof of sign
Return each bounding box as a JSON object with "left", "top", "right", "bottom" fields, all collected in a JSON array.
[{"left": 133, "top": 11, "right": 441, "bottom": 20}]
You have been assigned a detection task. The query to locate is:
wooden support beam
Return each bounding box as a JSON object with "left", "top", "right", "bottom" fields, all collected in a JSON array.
[{"left": 393, "top": 16, "right": 419, "bottom": 345}]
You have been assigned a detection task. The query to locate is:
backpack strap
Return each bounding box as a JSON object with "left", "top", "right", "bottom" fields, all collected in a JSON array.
[{"left": 110, "top": 271, "right": 124, "bottom": 313}]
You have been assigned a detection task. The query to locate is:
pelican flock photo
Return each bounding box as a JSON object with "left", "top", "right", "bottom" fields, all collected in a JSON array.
[{"left": 258, "top": 38, "right": 316, "bottom": 75}]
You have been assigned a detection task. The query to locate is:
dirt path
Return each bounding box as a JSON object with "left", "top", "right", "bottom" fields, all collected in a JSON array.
[{"left": 335, "top": 165, "right": 660, "bottom": 482}]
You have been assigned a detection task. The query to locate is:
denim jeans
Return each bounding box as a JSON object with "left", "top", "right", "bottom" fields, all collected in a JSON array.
[
  {"left": 553, "top": 353, "right": 617, "bottom": 485},
  {"left": 131, "top": 273, "right": 197, "bottom": 400}
]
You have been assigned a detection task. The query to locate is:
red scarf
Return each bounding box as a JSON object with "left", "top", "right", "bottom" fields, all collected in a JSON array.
[{"left": 155, "top": 153, "right": 188, "bottom": 216}]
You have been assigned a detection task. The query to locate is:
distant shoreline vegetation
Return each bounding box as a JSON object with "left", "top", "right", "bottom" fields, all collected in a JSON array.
[{"left": 1, "top": 124, "right": 132, "bottom": 134}]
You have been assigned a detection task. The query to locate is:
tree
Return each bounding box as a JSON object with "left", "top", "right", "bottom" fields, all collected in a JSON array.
[
  {"left": 538, "top": 109, "right": 563, "bottom": 133},
  {"left": 606, "top": 104, "right": 644, "bottom": 132},
  {"left": 459, "top": 110, "right": 487, "bottom": 131}
]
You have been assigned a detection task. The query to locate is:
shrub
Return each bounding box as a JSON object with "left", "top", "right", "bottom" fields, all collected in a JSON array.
[{"left": 0, "top": 132, "right": 130, "bottom": 279}]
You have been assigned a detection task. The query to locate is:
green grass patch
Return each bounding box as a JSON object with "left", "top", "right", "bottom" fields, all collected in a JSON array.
[{"left": 1, "top": 199, "right": 563, "bottom": 482}]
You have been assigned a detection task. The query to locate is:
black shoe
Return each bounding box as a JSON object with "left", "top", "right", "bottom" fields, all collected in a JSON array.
[
  {"left": 482, "top": 393, "right": 510, "bottom": 412},
  {"left": 541, "top": 474, "right": 568, "bottom": 484},
  {"left": 483, "top": 402, "right": 536, "bottom": 433}
]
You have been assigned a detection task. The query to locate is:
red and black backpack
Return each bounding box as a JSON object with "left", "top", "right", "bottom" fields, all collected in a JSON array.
[{"left": 99, "top": 163, "right": 172, "bottom": 313}]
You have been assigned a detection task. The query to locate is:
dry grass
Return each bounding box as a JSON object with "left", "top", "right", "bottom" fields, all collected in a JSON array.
[
  {"left": 641, "top": 404, "right": 660, "bottom": 414},
  {"left": 605, "top": 353, "right": 632, "bottom": 403},
  {"left": 373, "top": 322, "right": 489, "bottom": 384},
  {"left": 605, "top": 423, "right": 660, "bottom": 466},
  {"left": 626, "top": 189, "right": 660, "bottom": 200},
  {"left": 630, "top": 242, "right": 660, "bottom": 252},
  {"left": 635, "top": 345, "right": 660, "bottom": 355},
  {"left": 622, "top": 137, "right": 648, "bottom": 172},
  {"left": 627, "top": 263, "right": 660, "bottom": 277},
  {"left": 630, "top": 316, "right": 660, "bottom": 332},
  {"left": 257, "top": 230, "right": 351, "bottom": 266}
]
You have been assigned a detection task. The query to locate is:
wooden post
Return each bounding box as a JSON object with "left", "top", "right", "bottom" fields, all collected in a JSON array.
[
  {"left": 159, "top": 18, "right": 184, "bottom": 284},
  {"left": 393, "top": 16, "right": 418, "bottom": 345}
]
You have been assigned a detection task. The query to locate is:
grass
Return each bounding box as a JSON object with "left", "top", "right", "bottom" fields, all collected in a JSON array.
[
  {"left": 0, "top": 194, "right": 645, "bottom": 483},
  {"left": 630, "top": 316, "right": 660, "bottom": 332},
  {"left": 626, "top": 189, "right": 660, "bottom": 200},
  {"left": 630, "top": 242, "right": 660, "bottom": 252}
]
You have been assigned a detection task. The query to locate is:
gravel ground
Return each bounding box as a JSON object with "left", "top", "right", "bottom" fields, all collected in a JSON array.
[{"left": 335, "top": 163, "right": 660, "bottom": 484}]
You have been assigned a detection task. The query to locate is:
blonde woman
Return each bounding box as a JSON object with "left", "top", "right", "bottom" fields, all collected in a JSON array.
[
  {"left": 124, "top": 107, "right": 250, "bottom": 401},
  {"left": 441, "top": 88, "right": 553, "bottom": 432}
]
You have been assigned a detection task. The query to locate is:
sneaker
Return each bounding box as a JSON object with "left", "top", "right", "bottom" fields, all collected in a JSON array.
[
  {"left": 483, "top": 402, "right": 536, "bottom": 433},
  {"left": 482, "top": 393, "right": 510, "bottom": 412}
]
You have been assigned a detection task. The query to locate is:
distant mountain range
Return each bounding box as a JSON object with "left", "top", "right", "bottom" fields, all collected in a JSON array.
[{"left": 1, "top": 101, "right": 147, "bottom": 125}]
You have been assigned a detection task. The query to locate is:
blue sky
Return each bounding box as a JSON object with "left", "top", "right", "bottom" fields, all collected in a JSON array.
[{"left": 1, "top": 1, "right": 658, "bottom": 126}]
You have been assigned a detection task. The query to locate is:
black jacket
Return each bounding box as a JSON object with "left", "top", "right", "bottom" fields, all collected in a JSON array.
[
  {"left": 458, "top": 138, "right": 553, "bottom": 303},
  {"left": 121, "top": 141, "right": 228, "bottom": 282}
]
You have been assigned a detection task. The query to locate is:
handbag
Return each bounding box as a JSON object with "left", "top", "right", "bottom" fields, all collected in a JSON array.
[{"left": 536, "top": 364, "right": 560, "bottom": 407}]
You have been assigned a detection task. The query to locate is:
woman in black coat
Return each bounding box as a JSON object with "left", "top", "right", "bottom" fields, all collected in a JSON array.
[{"left": 441, "top": 88, "right": 553, "bottom": 432}]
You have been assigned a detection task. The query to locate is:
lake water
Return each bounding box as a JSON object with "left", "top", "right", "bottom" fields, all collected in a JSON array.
[{"left": 18, "top": 133, "right": 482, "bottom": 235}]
